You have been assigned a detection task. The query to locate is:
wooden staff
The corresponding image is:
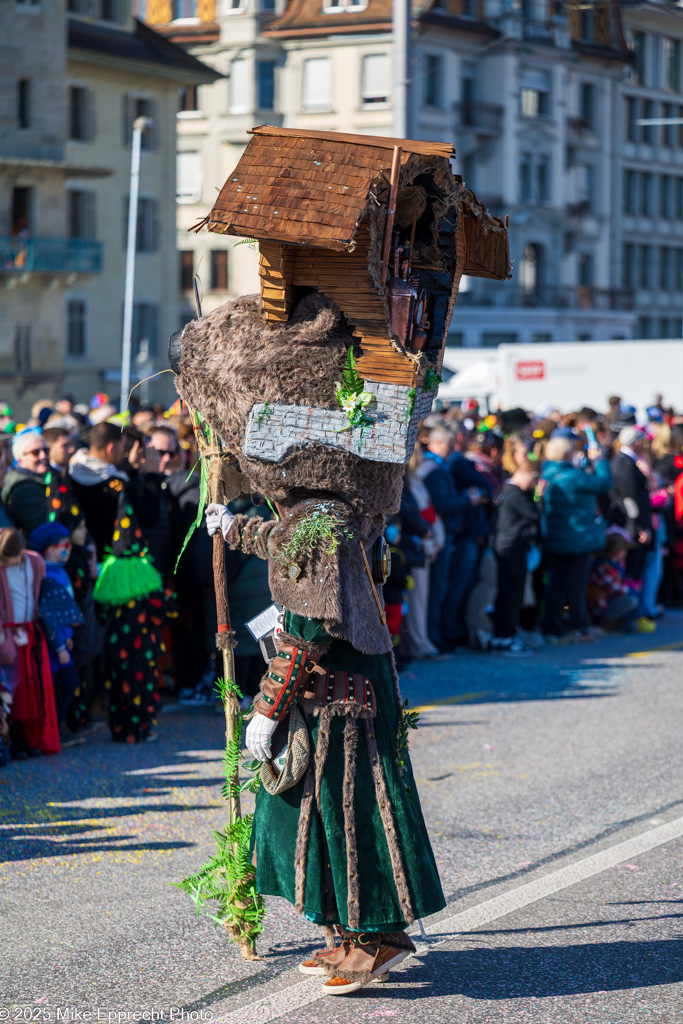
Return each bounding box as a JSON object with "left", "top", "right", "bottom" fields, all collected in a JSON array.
[{"left": 212, "top": 511, "right": 241, "bottom": 823}]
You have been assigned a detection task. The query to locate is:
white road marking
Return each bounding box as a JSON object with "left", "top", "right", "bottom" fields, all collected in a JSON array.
[{"left": 214, "top": 813, "right": 683, "bottom": 1023}]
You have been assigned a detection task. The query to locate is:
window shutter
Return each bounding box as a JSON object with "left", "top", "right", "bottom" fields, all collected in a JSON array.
[
  {"left": 229, "top": 59, "right": 250, "bottom": 114},
  {"left": 86, "top": 87, "right": 96, "bottom": 142},
  {"left": 122, "top": 94, "right": 132, "bottom": 146},
  {"left": 85, "top": 191, "right": 96, "bottom": 240},
  {"left": 151, "top": 198, "right": 159, "bottom": 252},
  {"left": 177, "top": 151, "right": 202, "bottom": 202},
  {"left": 302, "top": 58, "right": 331, "bottom": 111},
  {"left": 361, "top": 54, "right": 389, "bottom": 101}
]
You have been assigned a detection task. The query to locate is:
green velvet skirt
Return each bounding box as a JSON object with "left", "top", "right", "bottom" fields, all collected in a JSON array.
[{"left": 251, "top": 617, "right": 445, "bottom": 932}]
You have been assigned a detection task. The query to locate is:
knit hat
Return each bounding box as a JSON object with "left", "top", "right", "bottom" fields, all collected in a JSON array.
[
  {"left": 618, "top": 425, "right": 646, "bottom": 448},
  {"left": 28, "top": 521, "right": 70, "bottom": 554}
]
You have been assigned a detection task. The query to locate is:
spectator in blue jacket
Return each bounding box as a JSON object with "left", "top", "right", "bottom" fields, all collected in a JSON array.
[
  {"left": 417, "top": 426, "right": 485, "bottom": 650},
  {"left": 440, "top": 437, "right": 493, "bottom": 650},
  {"left": 541, "top": 435, "right": 613, "bottom": 640}
]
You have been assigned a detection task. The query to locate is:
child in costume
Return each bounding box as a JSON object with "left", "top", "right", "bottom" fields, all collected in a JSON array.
[
  {"left": 0, "top": 526, "right": 59, "bottom": 756},
  {"left": 93, "top": 496, "right": 174, "bottom": 744},
  {"left": 28, "top": 522, "right": 85, "bottom": 748}
]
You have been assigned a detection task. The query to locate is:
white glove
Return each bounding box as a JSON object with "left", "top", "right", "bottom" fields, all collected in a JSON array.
[
  {"left": 205, "top": 502, "right": 234, "bottom": 540},
  {"left": 245, "top": 713, "right": 279, "bottom": 762}
]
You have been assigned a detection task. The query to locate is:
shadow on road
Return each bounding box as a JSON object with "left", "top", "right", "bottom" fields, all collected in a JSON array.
[{"left": 390, "top": 940, "right": 683, "bottom": 999}]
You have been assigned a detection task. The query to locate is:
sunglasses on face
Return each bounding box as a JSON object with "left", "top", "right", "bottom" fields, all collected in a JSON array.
[
  {"left": 25, "top": 449, "right": 48, "bottom": 458},
  {"left": 148, "top": 446, "right": 177, "bottom": 458}
]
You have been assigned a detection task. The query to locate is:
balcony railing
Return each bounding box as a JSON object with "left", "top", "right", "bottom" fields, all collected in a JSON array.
[
  {"left": 523, "top": 19, "right": 557, "bottom": 44},
  {"left": 454, "top": 100, "right": 504, "bottom": 135},
  {"left": 458, "top": 285, "right": 634, "bottom": 311},
  {"left": 0, "top": 237, "right": 103, "bottom": 274}
]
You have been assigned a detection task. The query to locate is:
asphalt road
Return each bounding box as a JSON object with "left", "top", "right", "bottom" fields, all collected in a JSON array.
[{"left": 1, "top": 615, "right": 682, "bottom": 1024}]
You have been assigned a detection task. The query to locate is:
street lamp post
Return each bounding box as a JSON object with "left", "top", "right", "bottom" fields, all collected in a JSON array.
[
  {"left": 393, "top": 0, "right": 411, "bottom": 139},
  {"left": 120, "top": 115, "right": 152, "bottom": 417}
]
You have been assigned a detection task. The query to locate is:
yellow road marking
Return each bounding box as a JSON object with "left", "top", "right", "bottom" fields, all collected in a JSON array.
[
  {"left": 413, "top": 691, "right": 493, "bottom": 713},
  {"left": 627, "top": 640, "right": 683, "bottom": 658}
]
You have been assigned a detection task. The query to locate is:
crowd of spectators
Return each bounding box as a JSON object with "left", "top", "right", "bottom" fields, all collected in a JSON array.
[{"left": 0, "top": 388, "right": 681, "bottom": 765}]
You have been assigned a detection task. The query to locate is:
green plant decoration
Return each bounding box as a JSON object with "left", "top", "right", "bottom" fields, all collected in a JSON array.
[
  {"left": 423, "top": 368, "right": 442, "bottom": 393},
  {"left": 175, "top": 676, "right": 265, "bottom": 959},
  {"left": 256, "top": 402, "right": 272, "bottom": 429},
  {"left": 335, "top": 348, "right": 375, "bottom": 431},
  {"left": 394, "top": 698, "right": 420, "bottom": 802},
  {"left": 406, "top": 387, "right": 417, "bottom": 423},
  {"left": 277, "top": 502, "right": 353, "bottom": 567}
]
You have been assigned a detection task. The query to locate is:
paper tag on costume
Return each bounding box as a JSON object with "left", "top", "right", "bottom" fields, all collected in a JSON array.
[
  {"left": 246, "top": 603, "right": 283, "bottom": 642},
  {"left": 272, "top": 744, "right": 287, "bottom": 776},
  {"left": 13, "top": 628, "right": 28, "bottom": 647}
]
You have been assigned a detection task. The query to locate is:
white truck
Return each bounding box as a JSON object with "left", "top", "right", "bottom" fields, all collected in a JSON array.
[{"left": 439, "top": 339, "right": 683, "bottom": 417}]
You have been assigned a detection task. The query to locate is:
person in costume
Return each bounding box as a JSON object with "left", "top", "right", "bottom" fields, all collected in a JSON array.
[
  {"left": 0, "top": 526, "right": 59, "bottom": 756},
  {"left": 28, "top": 522, "right": 85, "bottom": 748},
  {"left": 171, "top": 287, "right": 445, "bottom": 994}
]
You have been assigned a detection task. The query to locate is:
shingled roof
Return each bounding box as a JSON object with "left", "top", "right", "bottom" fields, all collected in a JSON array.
[{"left": 208, "top": 126, "right": 455, "bottom": 250}]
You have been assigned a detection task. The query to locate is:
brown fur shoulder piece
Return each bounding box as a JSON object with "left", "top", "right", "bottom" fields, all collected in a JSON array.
[{"left": 174, "top": 292, "right": 404, "bottom": 516}]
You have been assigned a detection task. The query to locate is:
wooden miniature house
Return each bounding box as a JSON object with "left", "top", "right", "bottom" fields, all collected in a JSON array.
[
  {"left": 208, "top": 126, "right": 510, "bottom": 388},
  {"left": 204, "top": 126, "right": 510, "bottom": 465}
]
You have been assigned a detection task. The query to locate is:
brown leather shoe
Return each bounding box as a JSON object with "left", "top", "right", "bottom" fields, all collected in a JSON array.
[
  {"left": 322, "top": 933, "right": 414, "bottom": 996},
  {"left": 299, "top": 938, "right": 351, "bottom": 976}
]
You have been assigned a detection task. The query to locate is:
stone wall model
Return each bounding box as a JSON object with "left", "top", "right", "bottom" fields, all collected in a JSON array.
[{"left": 243, "top": 380, "right": 435, "bottom": 466}]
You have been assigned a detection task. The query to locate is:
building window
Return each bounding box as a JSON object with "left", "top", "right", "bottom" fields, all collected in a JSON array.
[
  {"left": 260, "top": 0, "right": 276, "bottom": 10},
  {"left": 622, "top": 243, "right": 635, "bottom": 288},
  {"left": 578, "top": 164, "right": 594, "bottom": 212},
  {"left": 423, "top": 54, "right": 443, "bottom": 108},
  {"left": 361, "top": 53, "right": 389, "bottom": 105},
  {"left": 68, "top": 190, "right": 96, "bottom": 239},
  {"left": 660, "top": 176, "right": 672, "bottom": 218},
  {"left": 638, "top": 244, "right": 652, "bottom": 288},
  {"left": 519, "top": 153, "right": 532, "bottom": 203},
  {"left": 664, "top": 38, "right": 681, "bottom": 92},
  {"left": 12, "top": 185, "right": 33, "bottom": 234},
  {"left": 14, "top": 325, "right": 31, "bottom": 373},
  {"left": 482, "top": 332, "right": 518, "bottom": 347},
  {"left": 520, "top": 243, "right": 544, "bottom": 296},
  {"left": 180, "top": 251, "right": 194, "bottom": 291},
  {"left": 179, "top": 85, "right": 198, "bottom": 113},
  {"left": 66, "top": 299, "right": 87, "bottom": 358},
  {"left": 537, "top": 155, "right": 550, "bottom": 203},
  {"left": 16, "top": 1, "right": 41, "bottom": 6},
  {"left": 100, "top": 0, "right": 124, "bottom": 18},
  {"left": 659, "top": 247, "right": 672, "bottom": 290},
  {"left": 629, "top": 31, "right": 646, "bottom": 86},
  {"left": 639, "top": 173, "right": 653, "bottom": 216},
  {"left": 229, "top": 59, "right": 250, "bottom": 114},
  {"left": 520, "top": 68, "right": 550, "bottom": 118},
  {"left": 122, "top": 95, "right": 157, "bottom": 150},
  {"left": 323, "top": 0, "right": 367, "bottom": 10},
  {"left": 123, "top": 196, "right": 159, "bottom": 252},
  {"left": 132, "top": 302, "right": 159, "bottom": 358},
  {"left": 302, "top": 57, "right": 332, "bottom": 111},
  {"left": 210, "top": 250, "right": 229, "bottom": 291},
  {"left": 67, "top": 0, "right": 94, "bottom": 12},
  {"left": 577, "top": 253, "right": 594, "bottom": 287},
  {"left": 17, "top": 79, "right": 30, "bottom": 129},
  {"left": 578, "top": 81, "right": 594, "bottom": 128},
  {"left": 662, "top": 102, "right": 675, "bottom": 148},
  {"left": 676, "top": 179, "right": 683, "bottom": 220},
  {"left": 624, "top": 96, "right": 637, "bottom": 142},
  {"left": 641, "top": 99, "right": 655, "bottom": 144},
  {"left": 69, "top": 86, "right": 93, "bottom": 141},
  {"left": 177, "top": 151, "right": 202, "bottom": 203},
  {"left": 623, "top": 169, "right": 637, "bottom": 214},
  {"left": 172, "top": 0, "right": 198, "bottom": 16},
  {"left": 227, "top": 0, "right": 246, "bottom": 9},
  {"left": 676, "top": 249, "right": 683, "bottom": 289},
  {"left": 257, "top": 60, "right": 276, "bottom": 110}
]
